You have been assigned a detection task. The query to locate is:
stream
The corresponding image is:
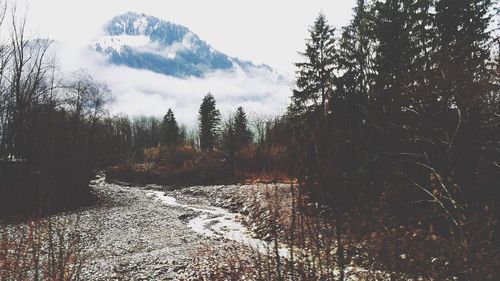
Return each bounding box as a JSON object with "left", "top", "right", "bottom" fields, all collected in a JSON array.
[
  {"left": 3, "top": 177, "right": 378, "bottom": 280},
  {"left": 68, "top": 177, "right": 289, "bottom": 279},
  {"left": 146, "top": 190, "right": 289, "bottom": 258}
]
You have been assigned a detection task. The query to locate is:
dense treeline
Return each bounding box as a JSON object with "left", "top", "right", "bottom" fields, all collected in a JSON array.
[
  {"left": 0, "top": 7, "right": 113, "bottom": 217},
  {"left": 285, "top": 0, "right": 500, "bottom": 279},
  {"left": 106, "top": 91, "right": 292, "bottom": 185}
]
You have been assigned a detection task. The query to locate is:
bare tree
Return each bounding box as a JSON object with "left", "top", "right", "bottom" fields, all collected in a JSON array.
[{"left": 7, "top": 6, "right": 54, "bottom": 160}]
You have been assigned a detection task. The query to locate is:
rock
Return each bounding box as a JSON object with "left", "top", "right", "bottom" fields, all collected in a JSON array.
[
  {"left": 173, "top": 265, "right": 186, "bottom": 272},
  {"left": 178, "top": 212, "right": 197, "bottom": 222}
]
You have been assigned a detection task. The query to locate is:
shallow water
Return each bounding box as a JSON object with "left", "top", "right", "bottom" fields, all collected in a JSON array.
[{"left": 147, "top": 190, "right": 289, "bottom": 258}]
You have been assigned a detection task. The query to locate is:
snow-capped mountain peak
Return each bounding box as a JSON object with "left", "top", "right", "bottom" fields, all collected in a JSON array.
[{"left": 93, "top": 12, "right": 274, "bottom": 78}]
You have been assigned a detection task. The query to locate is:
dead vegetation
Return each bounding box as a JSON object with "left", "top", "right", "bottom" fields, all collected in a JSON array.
[{"left": 0, "top": 215, "right": 96, "bottom": 281}]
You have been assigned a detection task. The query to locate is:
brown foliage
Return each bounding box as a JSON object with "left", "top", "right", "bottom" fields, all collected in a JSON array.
[
  {"left": 107, "top": 146, "right": 231, "bottom": 185},
  {"left": 0, "top": 216, "right": 92, "bottom": 280}
]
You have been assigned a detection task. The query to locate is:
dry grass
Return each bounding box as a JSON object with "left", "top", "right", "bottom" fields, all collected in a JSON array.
[
  {"left": 0, "top": 215, "right": 95, "bottom": 281},
  {"left": 242, "top": 172, "right": 297, "bottom": 185},
  {"left": 187, "top": 184, "right": 427, "bottom": 281}
]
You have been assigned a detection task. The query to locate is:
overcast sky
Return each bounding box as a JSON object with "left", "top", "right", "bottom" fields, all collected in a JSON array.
[
  {"left": 21, "top": 0, "right": 356, "bottom": 75},
  {"left": 13, "top": 0, "right": 357, "bottom": 125}
]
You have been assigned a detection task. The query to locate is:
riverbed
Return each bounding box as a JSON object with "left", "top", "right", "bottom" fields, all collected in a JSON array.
[
  {"left": 2, "top": 177, "right": 400, "bottom": 280},
  {"left": 66, "top": 177, "right": 280, "bottom": 280}
]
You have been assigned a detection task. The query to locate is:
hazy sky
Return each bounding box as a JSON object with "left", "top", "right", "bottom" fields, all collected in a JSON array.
[
  {"left": 13, "top": 0, "right": 357, "bottom": 125},
  {"left": 21, "top": 0, "right": 356, "bottom": 75}
]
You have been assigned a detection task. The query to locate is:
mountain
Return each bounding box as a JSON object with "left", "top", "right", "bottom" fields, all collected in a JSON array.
[{"left": 93, "top": 12, "right": 274, "bottom": 78}]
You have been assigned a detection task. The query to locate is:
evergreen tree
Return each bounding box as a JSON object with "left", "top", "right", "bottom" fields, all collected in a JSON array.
[
  {"left": 372, "top": 0, "right": 414, "bottom": 113},
  {"left": 337, "top": 0, "right": 372, "bottom": 97},
  {"left": 160, "top": 108, "right": 180, "bottom": 146},
  {"left": 434, "top": 0, "right": 492, "bottom": 109},
  {"left": 221, "top": 117, "right": 236, "bottom": 174},
  {"left": 292, "top": 13, "right": 337, "bottom": 115},
  {"left": 198, "top": 93, "right": 221, "bottom": 151},
  {"left": 221, "top": 107, "right": 252, "bottom": 174},
  {"left": 335, "top": 0, "right": 374, "bottom": 131},
  {"left": 368, "top": 0, "right": 437, "bottom": 156},
  {"left": 369, "top": 0, "right": 436, "bottom": 112},
  {"left": 233, "top": 106, "right": 253, "bottom": 148},
  {"left": 433, "top": 0, "right": 494, "bottom": 189},
  {"left": 179, "top": 124, "right": 187, "bottom": 146},
  {"left": 405, "top": 0, "right": 436, "bottom": 109}
]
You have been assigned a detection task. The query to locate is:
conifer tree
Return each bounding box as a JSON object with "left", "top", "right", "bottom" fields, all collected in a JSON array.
[
  {"left": 292, "top": 13, "right": 337, "bottom": 115},
  {"left": 337, "top": 0, "right": 372, "bottom": 96},
  {"left": 434, "top": 0, "right": 492, "bottom": 108},
  {"left": 233, "top": 106, "right": 253, "bottom": 148},
  {"left": 198, "top": 93, "right": 221, "bottom": 151},
  {"left": 433, "top": 0, "right": 494, "bottom": 187},
  {"left": 335, "top": 0, "right": 374, "bottom": 130},
  {"left": 221, "top": 117, "right": 236, "bottom": 174},
  {"left": 179, "top": 124, "right": 187, "bottom": 146},
  {"left": 405, "top": 0, "right": 436, "bottom": 109},
  {"left": 160, "top": 108, "right": 180, "bottom": 146},
  {"left": 372, "top": 0, "right": 414, "bottom": 113}
]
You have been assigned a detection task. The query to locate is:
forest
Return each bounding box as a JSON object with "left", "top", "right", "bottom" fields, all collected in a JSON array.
[{"left": 1, "top": 0, "right": 500, "bottom": 280}]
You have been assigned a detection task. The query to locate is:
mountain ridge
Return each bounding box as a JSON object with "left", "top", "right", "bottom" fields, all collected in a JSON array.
[{"left": 93, "top": 12, "right": 275, "bottom": 78}]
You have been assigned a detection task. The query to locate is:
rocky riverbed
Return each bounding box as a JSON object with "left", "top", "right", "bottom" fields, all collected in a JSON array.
[
  {"left": 37, "top": 177, "right": 283, "bottom": 280},
  {"left": 2, "top": 177, "right": 410, "bottom": 280}
]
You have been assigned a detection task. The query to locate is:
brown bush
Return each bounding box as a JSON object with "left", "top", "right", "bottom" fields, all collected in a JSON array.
[
  {"left": 107, "top": 146, "right": 232, "bottom": 185},
  {"left": 0, "top": 216, "right": 93, "bottom": 281}
]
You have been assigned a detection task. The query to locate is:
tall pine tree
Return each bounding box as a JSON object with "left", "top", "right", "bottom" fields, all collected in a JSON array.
[
  {"left": 335, "top": 0, "right": 374, "bottom": 132},
  {"left": 292, "top": 13, "right": 337, "bottom": 115},
  {"left": 434, "top": 0, "right": 493, "bottom": 188},
  {"left": 160, "top": 108, "right": 180, "bottom": 146},
  {"left": 372, "top": 0, "right": 414, "bottom": 113},
  {"left": 198, "top": 93, "right": 221, "bottom": 151},
  {"left": 221, "top": 117, "right": 236, "bottom": 174},
  {"left": 233, "top": 106, "right": 253, "bottom": 148}
]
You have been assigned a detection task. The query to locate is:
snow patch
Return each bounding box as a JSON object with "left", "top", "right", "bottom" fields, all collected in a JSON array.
[
  {"left": 94, "top": 35, "right": 151, "bottom": 51},
  {"left": 133, "top": 15, "right": 149, "bottom": 34},
  {"left": 181, "top": 32, "right": 195, "bottom": 50}
]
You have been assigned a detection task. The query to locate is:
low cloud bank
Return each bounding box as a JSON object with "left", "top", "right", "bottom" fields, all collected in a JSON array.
[{"left": 55, "top": 43, "right": 291, "bottom": 127}]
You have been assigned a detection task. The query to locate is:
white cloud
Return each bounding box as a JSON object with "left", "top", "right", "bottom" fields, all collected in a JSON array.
[
  {"left": 21, "top": 0, "right": 356, "bottom": 75},
  {"left": 23, "top": 0, "right": 355, "bottom": 126},
  {"left": 54, "top": 43, "right": 291, "bottom": 127}
]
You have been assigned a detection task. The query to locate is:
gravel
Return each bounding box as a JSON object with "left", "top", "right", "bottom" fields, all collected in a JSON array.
[
  {"left": 74, "top": 178, "right": 208, "bottom": 280},
  {"left": 2, "top": 178, "right": 416, "bottom": 280},
  {"left": 0, "top": 178, "right": 277, "bottom": 280}
]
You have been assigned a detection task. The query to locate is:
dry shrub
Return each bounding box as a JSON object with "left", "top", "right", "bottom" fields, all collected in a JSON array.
[
  {"left": 186, "top": 242, "right": 288, "bottom": 281},
  {"left": 189, "top": 186, "right": 343, "bottom": 280},
  {"left": 243, "top": 172, "right": 296, "bottom": 184},
  {"left": 344, "top": 195, "right": 500, "bottom": 280},
  {"left": 194, "top": 184, "right": 421, "bottom": 280},
  {"left": 144, "top": 147, "right": 161, "bottom": 170},
  {"left": 159, "top": 146, "right": 198, "bottom": 169},
  {"left": 234, "top": 145, "right": 255, "bottom": 173},
  {"left": 107, "top": 146, "right": 230, "bottom": 185},
  {"left": 0, "top": 215, "right": 93, "bottom": 281}
]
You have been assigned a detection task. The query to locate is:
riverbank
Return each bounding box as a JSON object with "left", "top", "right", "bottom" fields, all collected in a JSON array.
[
  {"left": 1, "top": 177, "right": 293, "bottom": 280},
  {"left": 2, "top": 177, "right": 421, "bottom": 280}
]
